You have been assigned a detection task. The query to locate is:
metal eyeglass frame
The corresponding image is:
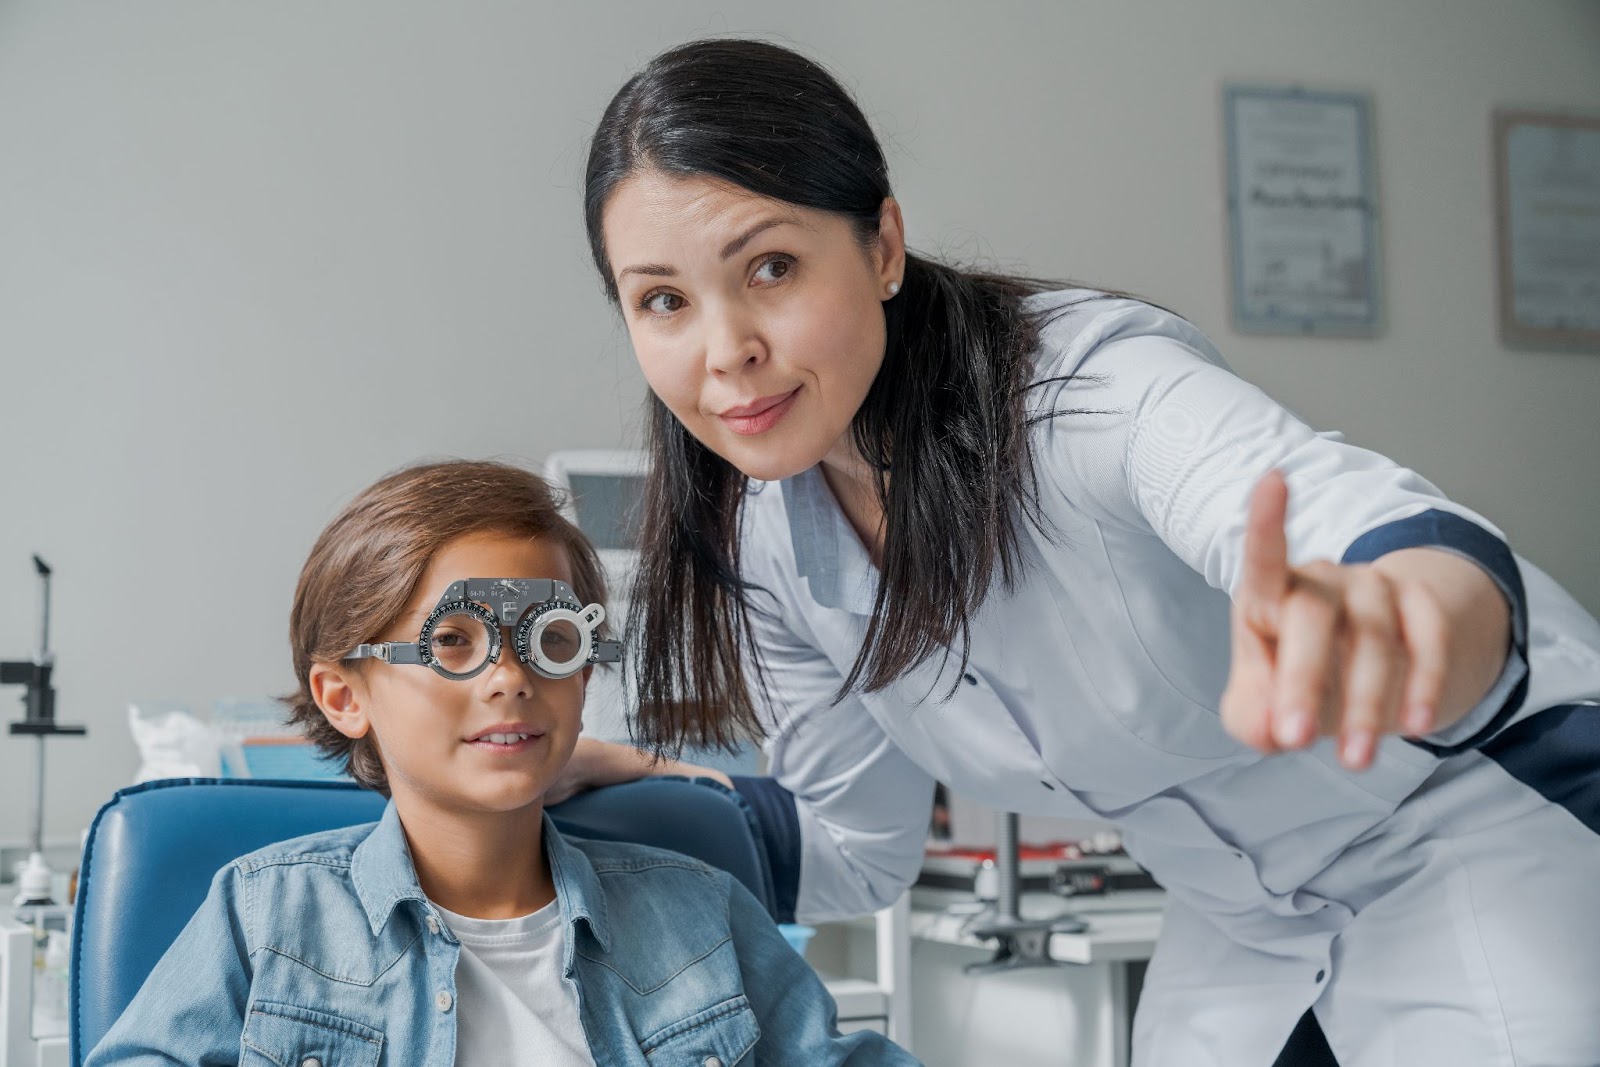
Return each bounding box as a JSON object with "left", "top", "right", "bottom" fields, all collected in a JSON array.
[{"left": 344, "top": 577, "right": 622, "bottom": 680}]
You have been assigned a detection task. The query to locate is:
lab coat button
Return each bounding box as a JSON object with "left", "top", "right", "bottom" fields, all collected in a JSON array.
[
  {"left": 963, "top": 673, "right": 979, "bottom": 686},
  {"left": 436, "top": 990, "right": 453, "bottom": 1011},
  {"left": 1315, "top": 969, "right": 1326, "bottom": 982}
]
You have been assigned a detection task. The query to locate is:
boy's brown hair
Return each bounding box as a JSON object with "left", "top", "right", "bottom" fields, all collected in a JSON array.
[{"left": 285, "top": 460, "right": 607, "bottom": 795}]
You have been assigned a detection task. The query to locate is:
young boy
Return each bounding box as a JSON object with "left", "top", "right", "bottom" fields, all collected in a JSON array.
[{"left": 87, "top": 459, "right": 920, "bottom": 1066}]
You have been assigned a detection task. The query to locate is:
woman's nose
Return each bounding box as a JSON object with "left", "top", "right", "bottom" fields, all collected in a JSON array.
[{"left": 703, "top": 306, "right": 766, "bottom": 375}]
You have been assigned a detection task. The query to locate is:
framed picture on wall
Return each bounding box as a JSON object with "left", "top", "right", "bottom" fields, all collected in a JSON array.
[
  {"left": 1224, "top": 84, "right": 1383, "bottom": 337},
  {"left": 1493, "top": 110, "right": 1600, "bottom": 353}
]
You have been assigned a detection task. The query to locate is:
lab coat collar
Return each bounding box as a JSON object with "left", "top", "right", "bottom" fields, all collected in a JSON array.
[
  {"left": 780, "top": 466, "right": 879, "bottom": 616},
  {"left": 350, "top": 800, "right": 610, "bottom": 951}
]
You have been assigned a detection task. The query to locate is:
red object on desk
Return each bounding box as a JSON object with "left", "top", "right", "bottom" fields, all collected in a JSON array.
[{"left": 925, "top": 842, "right": 1086, "bottom": 863}]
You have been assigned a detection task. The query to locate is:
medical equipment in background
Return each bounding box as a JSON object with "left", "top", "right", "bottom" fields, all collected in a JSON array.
[
  {"left": 962, "top": 812, "right": 1088, "bottom": 974},
  {"left": 542, "top": 450, "right": 649, "bottom": 597},
  {"left": 541, "top": 450, "right": 647, "bottom": 746},
  {"left": 920, "top": 829, "right": 1158, "bottom": 898},
  {"left": 2, "top": 558, "right": 77, "bottom": 1064},
  {"left": 1, "top": 557, "right": 78, "bottom": 1063},
  {"left": 3, "top": 557, "right": 85, "bottom": 909}
]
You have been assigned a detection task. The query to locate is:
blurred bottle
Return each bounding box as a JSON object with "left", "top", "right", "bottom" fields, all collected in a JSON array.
[{"left": 14, "top": 901, "right": 71, "bottom": 1039}]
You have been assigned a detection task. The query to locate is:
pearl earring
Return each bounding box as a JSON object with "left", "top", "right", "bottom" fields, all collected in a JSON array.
[{"left": 887, "top": 281, "right": 901, "bottom": 297}]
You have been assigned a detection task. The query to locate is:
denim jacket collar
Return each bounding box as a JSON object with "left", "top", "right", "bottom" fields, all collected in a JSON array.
[
  {"left": 546, "top": 811, "right": 611, "bottom": 953},
  {"left": 349, "top": 801, "right": 611, "bottom": 953}
]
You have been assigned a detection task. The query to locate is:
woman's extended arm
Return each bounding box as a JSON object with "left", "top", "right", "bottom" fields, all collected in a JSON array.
[{"left": 1034, "top": 317, "right": 1530, "bottom": 769}]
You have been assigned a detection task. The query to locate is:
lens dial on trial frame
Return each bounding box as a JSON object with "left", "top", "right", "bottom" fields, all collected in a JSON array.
[
  {"left": 345, "top": 578, "right": 622, "bottom": 681},
  {"left": 419, "top": 601, "right": 501, "bottom": 679}
]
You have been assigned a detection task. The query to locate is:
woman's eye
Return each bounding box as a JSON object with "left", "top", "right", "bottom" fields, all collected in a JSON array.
[
  {"left": 752, "top": 255, "right": 794, "bottom": 285},
  {"left": 435, "top": 631, "right": 469, "bottom": 648},
  {"left": 640, "top": 291, "right": 684, "bottom": 315}
]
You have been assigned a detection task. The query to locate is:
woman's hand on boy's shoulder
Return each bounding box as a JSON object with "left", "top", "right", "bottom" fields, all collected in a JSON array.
[
  {"left": 546, "top": 738, "right": 734, "bottom": 806},
  {"left": 547, "top": 737, "right": 631, "bottom": 805}
]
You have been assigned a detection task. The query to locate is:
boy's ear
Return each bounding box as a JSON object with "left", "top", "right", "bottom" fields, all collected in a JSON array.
[{"left": 309, "top": 662, "right": 371, "bottom": 740}]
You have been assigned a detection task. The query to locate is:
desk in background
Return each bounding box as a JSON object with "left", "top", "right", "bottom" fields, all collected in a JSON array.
[{"left": 816, "top": 887, "right": 1164, "bottom": 1067}]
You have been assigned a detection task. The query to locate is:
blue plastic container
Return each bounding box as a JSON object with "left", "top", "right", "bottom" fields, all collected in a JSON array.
[{"left": 777, "top": 923, "right": 816, "bottom": 959}]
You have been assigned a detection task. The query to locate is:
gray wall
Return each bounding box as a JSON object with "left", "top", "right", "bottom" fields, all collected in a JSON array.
[{"left": 1, "top": 1, "right": 1597, "bottom": 847}]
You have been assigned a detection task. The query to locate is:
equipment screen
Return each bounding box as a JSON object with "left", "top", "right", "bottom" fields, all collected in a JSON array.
[{"left": 566, "top": 472, "right": 646, "bottom": 551}]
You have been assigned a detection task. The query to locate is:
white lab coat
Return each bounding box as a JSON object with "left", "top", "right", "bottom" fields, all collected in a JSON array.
[{"left": 739, "top": 292, "right": 1600, "bottom": 1066}]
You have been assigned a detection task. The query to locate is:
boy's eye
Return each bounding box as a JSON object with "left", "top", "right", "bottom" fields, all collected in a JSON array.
[{"left": 539, "top": 621, "right": 581, "bottom": 656}]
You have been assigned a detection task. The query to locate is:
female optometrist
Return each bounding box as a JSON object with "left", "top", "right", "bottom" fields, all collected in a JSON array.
[{"left": 550, "top": 38, "right": 1600, "bottom": 1067}]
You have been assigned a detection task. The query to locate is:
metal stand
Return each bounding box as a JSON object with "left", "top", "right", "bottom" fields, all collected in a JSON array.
[
  {"left": 2, "top": 558, "right": 85, "bottom": 905},
  {"left": 963, "top": 812, "right": 1083, "bottom": 974}
]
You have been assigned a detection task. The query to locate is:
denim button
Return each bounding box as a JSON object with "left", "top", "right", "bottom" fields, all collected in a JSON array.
[
  {"left": 436, "top": 990, "right": 453, "bottom": 1011},
  {"left": 705, "top": 1058, "right": 723, "bottom": 1067},
  {"left": 426, "top": 915, "right": 441, "bottom": 935},
  {"left": 301, "top": 1059, "right": 321, "bottom": 1067}
]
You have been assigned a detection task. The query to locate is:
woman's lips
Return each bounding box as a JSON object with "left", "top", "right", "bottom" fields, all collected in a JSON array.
[{"left": 719, "top": 388, "right": 800, "bottom": 436}]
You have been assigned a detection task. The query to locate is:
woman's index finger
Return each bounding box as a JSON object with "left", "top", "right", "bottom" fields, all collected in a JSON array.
[{"left": 1239, "top": 469, "right": 1291, "bottom": 615}]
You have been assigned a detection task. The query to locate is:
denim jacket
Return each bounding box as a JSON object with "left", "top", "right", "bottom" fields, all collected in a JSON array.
[{"left": 86, "top": 802, "right": 919, "bottom": 1066}]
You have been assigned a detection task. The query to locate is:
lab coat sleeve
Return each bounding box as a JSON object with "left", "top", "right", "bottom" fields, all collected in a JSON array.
[
  {"left": 739, "top": 587, "right": 936, "bottom": 924},
  {"left": 1035, "top": 325, "right": 1528, "bottom": 753},
  {"left": 83, "top": 862, "right": 253, "bottom": 1066}
]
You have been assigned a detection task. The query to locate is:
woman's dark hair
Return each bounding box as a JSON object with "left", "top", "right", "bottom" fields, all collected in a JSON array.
[
  {"left": 284, "top": 460, "right": 608, "bottom": 795},
  {"left": 585, "top": 38, "right": 1103, "bottom": 754}
]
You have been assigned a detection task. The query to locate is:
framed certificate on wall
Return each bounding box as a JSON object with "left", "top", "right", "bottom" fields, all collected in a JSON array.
[
  {"left": 1494, "top": 110, "right": 1600, "bottom": 352},
  {"left": 1224, "top": 85, "right": 1383, "bottom": 336}
]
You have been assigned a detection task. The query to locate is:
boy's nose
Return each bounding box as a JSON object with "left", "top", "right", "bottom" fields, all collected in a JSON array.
[{"left": 483, "top": 628, "right": 535, "bottom": 697}]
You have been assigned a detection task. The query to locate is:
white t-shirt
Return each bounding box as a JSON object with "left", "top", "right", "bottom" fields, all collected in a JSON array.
[{"left": 432, "top": 898, "right": 596, "bottom": 1067}]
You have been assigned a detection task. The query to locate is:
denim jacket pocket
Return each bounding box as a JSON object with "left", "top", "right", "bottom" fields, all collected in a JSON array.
[
  {"left": 639, "top": 995, "right": 760, "bottom": 1065},
  {"left": 241, "top": 1000, "right": 384, "bottom": 1067}
]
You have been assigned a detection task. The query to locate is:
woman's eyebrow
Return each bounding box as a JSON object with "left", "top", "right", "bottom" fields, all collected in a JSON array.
[
  {"left": 618, "top": 261, "right": 676, "bottom": 281},
  {"left": 616, "top": 215, "right": 804, "bottom": 283},
  {"left": 718, "top": 216, "right": 801, "bottom": 260}
]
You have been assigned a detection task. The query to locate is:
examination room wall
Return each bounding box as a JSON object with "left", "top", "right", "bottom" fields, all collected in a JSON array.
[{"left": 0, "top": 0, "right": 1597, "bottom": 849}]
